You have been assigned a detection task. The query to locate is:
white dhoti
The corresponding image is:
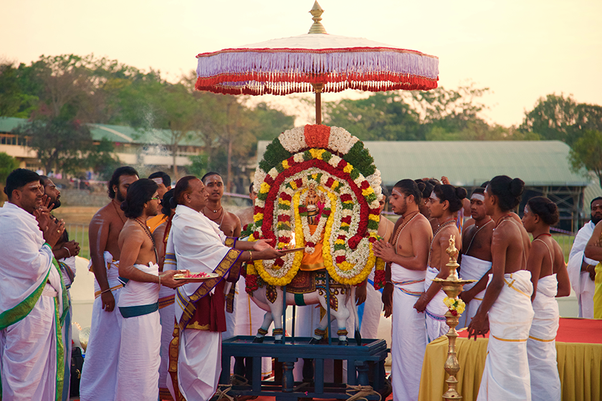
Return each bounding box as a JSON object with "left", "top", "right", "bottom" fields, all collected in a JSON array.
[
  {"left": 359, "top": 271, "right": 383, "bottom": 339},
  {"left": 115, "top": 263, "right": 161, "bottom": 401},
  {"left": 477, "top": 271, "right": 534, "bottom": 401},
  {"left": 528, "top": 274, "right": 560, "bottom": 401},
  {"left": 391, "top": 263, "right": 426, "bottom": 401},
  {"left": 175, "top": 329, "right": 222, "bottom": 401},
  {"left": 158, "top": 285, "right": 176, "bottom": 399},
  {"left": 59, "top": 256, "right": 76, "bottom": 401},
  {"left": 1, "top": 285, "right": 61, "bottom": 401},
  {"left": 80, "top": 252, "right": 123, "bottom": 401},
  {"left": 567, "top": 222, "right": 598, "bottom": 318},
  {"left": 458, "top": 255, "right": 492, "bottom": 329},
  {"left": 425, "top": 266, "right": 448, "bottom": 343}
]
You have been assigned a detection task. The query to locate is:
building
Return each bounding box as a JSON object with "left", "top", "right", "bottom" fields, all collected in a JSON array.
[
  {"left": 0, "top": 117, "right": 204, "bottom": 171},
  {"left": 258, "top": 139, "right": 602, "bottom": 232}
]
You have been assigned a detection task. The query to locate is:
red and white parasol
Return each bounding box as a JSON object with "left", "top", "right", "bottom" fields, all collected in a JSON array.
[{"left": 194, "top": 1, "right": 439, "bottom": 123}]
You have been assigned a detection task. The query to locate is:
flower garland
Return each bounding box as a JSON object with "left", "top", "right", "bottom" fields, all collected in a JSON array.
[
  {"left": 250, "top": 125, "right": 386, "bottom": 287},
  {"left": 443, "top": 296, "right": 466, "bottom": 316}
]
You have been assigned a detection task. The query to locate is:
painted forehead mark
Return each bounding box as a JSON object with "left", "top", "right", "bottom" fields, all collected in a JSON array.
[
  {"left": 392, "top": 188, "right": 403, "bottom": 197},
  {"left": 471, "top": 194, "right": 485, "bottom": 201},
  {"left": 151, "top": 178, "right": 163, "bottom": 185},
  {"left": 430, "top": 191, "right": 438, "bottom": 200},
  {"left": 524, "top": 204, "right": 530, "bottom": 213}
]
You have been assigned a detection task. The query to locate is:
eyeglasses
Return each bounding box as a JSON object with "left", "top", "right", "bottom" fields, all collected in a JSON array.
[{"left": 151, "top": 196, "right": 160, "bottom": 201}]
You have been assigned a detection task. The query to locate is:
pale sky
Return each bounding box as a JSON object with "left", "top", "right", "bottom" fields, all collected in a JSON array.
[{"left": 3, "top": 0, "right": 601, "bottom": 127}]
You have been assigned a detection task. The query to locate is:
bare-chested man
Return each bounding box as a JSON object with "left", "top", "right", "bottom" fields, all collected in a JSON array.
[
  {"left": 373, "top": 179, "right": 432, "bottom": 401},
  {"left": 468, "top": 175, "right": 534, "bottom": 400},
  {"left": 201, "top": 172, "right": 241, "bottom": 237},
  {"left": 80, "top": 166, "right": 138, "bottom": 401},
  {"left": 457, "top": 187, "right": 494, "bottom": 328},
  {"left": 114, "top": 179, "right": 185, "bottom": 400},
  {"left": 414, "top": 184, "right": 466, "bottom": 343}
]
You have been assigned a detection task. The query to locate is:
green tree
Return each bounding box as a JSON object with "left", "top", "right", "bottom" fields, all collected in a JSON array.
[
  {"left": 569, "top": 130, "right": 602, "bottom": 187},
  {"left": 520, "top": 93, "right": 602, "bottom": 145},
  {"left": 12, "top": 116, "right": 94, "bottom": 175},
  {"left": 0, "top": 152, "right": 19, "bottom": 200},
  {"left": 324, "top": 92, "right": 421, "bottom": 140},
  {"left": 86, "top": 138, "right": 122, "bottom": 180}
]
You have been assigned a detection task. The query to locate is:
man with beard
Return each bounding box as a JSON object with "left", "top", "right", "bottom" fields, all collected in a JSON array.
[
  {"left": 0, "top": 169, "right": 66, "bottom": 400},
  {"left": 567, "top": 197, "right": 602, "bottom": 318},
  {"left": 457, "top": 187, "right": 493, "bottom": 329},
  {"left": 374, "top": 179, "right": 432, "bottom": 401},
  {"left": 80, "top": 166, "right": 139, "bottom": 401},
  {"left": 40, "top": 176, "right": 80, "bottom": 401},
  {"left": 114, "top": 179, "right": 186, "bottom": 400}
]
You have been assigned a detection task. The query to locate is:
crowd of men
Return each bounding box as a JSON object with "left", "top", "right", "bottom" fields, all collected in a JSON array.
[{"left": 1, "top": 166, "right": 601, "bottom": 401}]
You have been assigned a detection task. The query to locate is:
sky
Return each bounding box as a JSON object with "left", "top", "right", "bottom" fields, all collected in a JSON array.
[{"left": 3, "top": 0, "right": 602, "bottom": 127}]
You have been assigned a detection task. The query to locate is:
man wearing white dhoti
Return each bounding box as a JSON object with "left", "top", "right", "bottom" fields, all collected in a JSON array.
[
  {"left": 41, "top": 175, "right": 81, "bottom": 401},
  {"left": 414, "top": 184, "right": 466, "bottom": 343},
  {"left": 164, "top": 176, "right": 283, "bottom": 401},
  {"left": 80, "top": 166, "right": 138, "bottom": 401},
  {"left": 374, "top": 180, "right": 432, "bottom": 401},
  {"left": 114, "top": 179, "right": 185, "bottom": 401},
  {"left": 458, "top": 188, "right": 493, "bottom": 329},
  {"left": 568, "top": 197, "right": 602, "bottom": 318},
  {"left": 468, "top": 175, "right": 534, "bottom": 401},
  {"left": 522, "top": 197, "right": 571, "bottom": 401},
  {"left": 0, "top": 169, "right": 68, "bottom": 400}
]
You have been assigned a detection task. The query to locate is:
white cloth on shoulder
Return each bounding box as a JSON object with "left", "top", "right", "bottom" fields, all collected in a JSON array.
[
  {"left": 360, "top": 270, "right": 383, "bottom": 339},
  {"left": 115, "top": 263, "right": 161, "bottom": 401},
  {"left": 0, "top": 202, "right": 64, "bottom": 400},
  {"left": 477, "top": 270, "right": 534, "bottom": 401},
  {"left": 458, "top": 255, "right": 492, "bottom": 328},
  {"left": 390, "top": 263, "right": 426, "bottom": 401},
  {"left": 567, "top": 221, "right": 598, "bottom": 318},
  {"left": 425, "top": 266, "right": 448, "bottom": 343},
  {"left": 158, "top": 285, "right": 176, "bottom": 394},
  {"left": 528, "top": 274, "right": 560, "bottom": 401},
  {"left": 80, "top": 251, "right": 123, "bottom": 401}
]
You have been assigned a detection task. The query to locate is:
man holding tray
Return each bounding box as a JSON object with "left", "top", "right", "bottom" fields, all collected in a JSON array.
[{"left": 165, "top": 176, "right": 284, "bottom": 401}]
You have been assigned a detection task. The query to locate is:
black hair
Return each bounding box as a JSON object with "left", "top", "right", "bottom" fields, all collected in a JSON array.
[
  {"left": 121, "top": 179, "right": 158, "bottom": 219},
  {"left": 480, "top": 181, "right": 490, "bottom": 188},
  {"left": 161, "top": 189, "right": 175, "bottom": 216},
  {"left": 108, "top": 166, "right": 139, "bottom": 199},
  {"left": 201, "top": 171, "right": 221, "bottom": 183},
  {"left": 433, "top": 184, "right": 468, "bottom": 213},
  {"left": 472, "top": 187, "right": 485, "bottom": 196},
  {"left": 4, "top": 169, "right": 40, "bottom": 200},
  {"left": 249, "top": 183, "right": 255, "bottom": 194},
  {"left": 527, "top": 196, "right": 559, "bottom": 226},
  {"left": 171, "top": 176, "right": 198, "bottom": 208},
  {"left": 591, "top": 197, "right": 602, "bottom": 208},
  {"left": 415, "top": 179, "right": 434, "bottom": 200},
  {"left": 488, "top": 175, "right": 524, "bottom": 212},
  {"left": 393, "top": 179, "right": 422, "bottom": 204},
  {"left": 39, "top": 175, "right": 50, "bottom": 186},
  {"left": 148, "top": 171, "right": 171, "bottom": 187}
]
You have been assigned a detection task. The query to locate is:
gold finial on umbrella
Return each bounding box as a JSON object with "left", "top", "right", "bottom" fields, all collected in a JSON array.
[
  {"left": 308, "top": 1, "right": 327, "bottom": 34},
  {"left": 433, "top": 235, "right": 476, "bottom": 400}
]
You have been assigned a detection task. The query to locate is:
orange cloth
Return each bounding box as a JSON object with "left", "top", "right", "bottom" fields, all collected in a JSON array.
[
  {"left": 147, "top": 214, "right": 168, "bottom": 234},
  {"left": 300, "top": 224, "right": 325, "bottom": 271}
]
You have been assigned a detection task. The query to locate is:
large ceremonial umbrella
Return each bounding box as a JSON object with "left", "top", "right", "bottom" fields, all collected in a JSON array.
[{"left": 194, "top": 1, "right": 439, "bottom": 124}]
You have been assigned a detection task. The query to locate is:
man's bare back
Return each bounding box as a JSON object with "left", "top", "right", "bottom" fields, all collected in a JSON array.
[{"left": 494, "top": 216, "right": 530, "bottom": 274}]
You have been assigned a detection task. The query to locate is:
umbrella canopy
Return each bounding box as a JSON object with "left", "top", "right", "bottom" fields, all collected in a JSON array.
[{"left": 194, "top": 1, "right": 439, "bottom": 123}]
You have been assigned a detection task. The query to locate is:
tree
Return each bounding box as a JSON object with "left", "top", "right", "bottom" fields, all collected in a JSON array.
[
  {"left": 520, "top": 93, "right": 602, "bottom": 145},
  {"left": 12, "top": 116, "right": 94, "bottom": 175},
  {"left": 569, "top": 130, "right": 602, "bottom": 187},
  {"left": 0, "top": 152, "right": 19, "bottom": 200},
  {"left": 324, "top": 92, "right": 421, "bottom": 140}
]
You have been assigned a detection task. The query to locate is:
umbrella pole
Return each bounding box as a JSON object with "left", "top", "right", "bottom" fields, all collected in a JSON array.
[{"left": 312, "top": 83, "right": 324, "bottom": 125}]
